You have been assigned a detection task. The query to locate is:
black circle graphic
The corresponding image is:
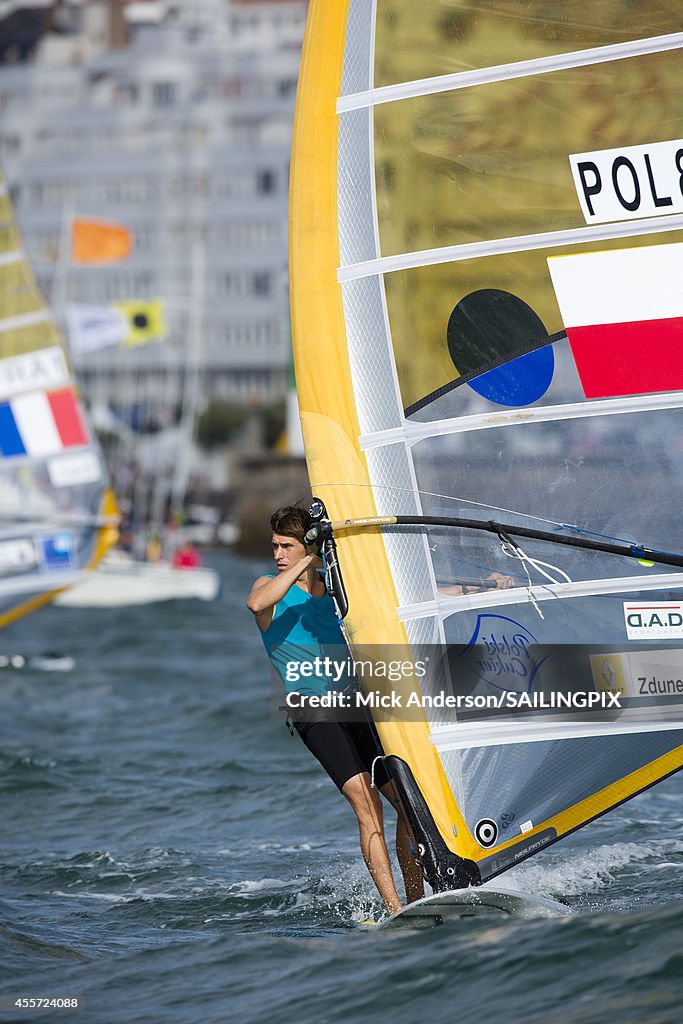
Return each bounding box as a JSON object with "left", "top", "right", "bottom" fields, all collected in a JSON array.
[
  {"left": 474, "top": 818, "right": 499, "bottom": 848},
  {"left": 133, "top": 313, "right": 149, "bottom": 329},
  {"left": 447, "top": 288, "right": 548, "bottom": 378}
]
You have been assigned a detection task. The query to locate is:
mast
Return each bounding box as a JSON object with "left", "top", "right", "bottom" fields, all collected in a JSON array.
[{"left": 169, "top": 239, "right": 205, "bottom": 518}]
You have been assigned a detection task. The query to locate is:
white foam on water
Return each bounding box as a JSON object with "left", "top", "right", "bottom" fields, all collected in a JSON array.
[
  {"left": 507, "top": 838, "right": 683, "bottom": 898},
  {"left": 216, "top": 842, "right": 318, "bottom": 857},
  {"left": 228, "top": 877, "right": 299, "bottom": 896},
  {"left": 320, "top": 858, "right": 383, "bottom": 924},
  {"left": 51, "top": 890, "right": 127, "bottom": 903},
  {"left": 254, "top": 842, "right": 315, "bottom": 853}
]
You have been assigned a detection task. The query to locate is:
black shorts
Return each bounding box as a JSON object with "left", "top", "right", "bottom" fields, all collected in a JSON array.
[{"left": 294, "top": 718, "right": 390, "bottom": 791}]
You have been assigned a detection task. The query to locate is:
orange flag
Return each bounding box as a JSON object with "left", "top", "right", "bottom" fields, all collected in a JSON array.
[{"left": 71, "top": 217, "right": 133, "bottom": 264}]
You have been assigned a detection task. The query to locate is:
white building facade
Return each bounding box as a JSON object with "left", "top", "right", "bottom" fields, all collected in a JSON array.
[{"left": 0, "top": 0, "right": 307, "bottom": 422}]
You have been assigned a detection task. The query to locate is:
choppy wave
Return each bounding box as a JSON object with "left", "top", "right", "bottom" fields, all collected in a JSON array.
[
  {"left": 1, "top": 553, "right": 682, "bottom": 1024},
  {"left": 509, "top": 837, "right": 683, "bottom": 907}
]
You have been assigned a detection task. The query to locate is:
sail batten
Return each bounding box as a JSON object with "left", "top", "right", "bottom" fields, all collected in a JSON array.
[
  {"left": 338, "top": 30, "right": 683, "bottom": 110},
  {"left": 338, "top": 215, "right": 683, "bottom": 280},
  {"left": 432, "top": 718, "right": 683, "bottom": 751},
  {"left": 0, "top": 250, "right": 25, "bottom": 268},
  {"left": 0, "top": 310, "right": 52, "bottom": 333},
  {"left": 397, "top": 574, "right": 683, "bottom": 621},
  {"left": 360, "top": 392, "right": 683, "bottom": 450}
]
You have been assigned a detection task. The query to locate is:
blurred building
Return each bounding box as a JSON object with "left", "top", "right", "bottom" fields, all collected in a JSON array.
[{"left": 0, "top": 0, "right": 307, "bottom": 424}]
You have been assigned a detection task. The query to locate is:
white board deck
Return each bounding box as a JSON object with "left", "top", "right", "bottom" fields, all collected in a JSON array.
[{"left": 381, "top": 885, "right": 571, "bottom": 929}]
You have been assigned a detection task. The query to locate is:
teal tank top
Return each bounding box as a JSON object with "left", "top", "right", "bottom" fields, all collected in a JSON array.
[{"left": 260, "top": 575, "right": 350, "bottom": 696}]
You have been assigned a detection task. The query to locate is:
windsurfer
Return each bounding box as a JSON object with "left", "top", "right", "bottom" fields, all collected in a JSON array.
[{"left": 247, "top": 505, "right": 424, "bottom": 915}]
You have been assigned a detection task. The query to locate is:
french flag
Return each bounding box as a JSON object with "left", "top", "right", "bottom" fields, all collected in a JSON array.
[
  {"left": 0, "top": 388, "right": 88, "bottom": 459},
  {"left": 548, "top": 242, "right": 683, "bottom": 399}
]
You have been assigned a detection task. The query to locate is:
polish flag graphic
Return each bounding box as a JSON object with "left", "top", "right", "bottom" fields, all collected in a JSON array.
[
  {"left": 547, "top": 242, "right": 683, "bottom": 399},
  {"left": 0, "top": 388, "right": 88, "bottom": 459}
]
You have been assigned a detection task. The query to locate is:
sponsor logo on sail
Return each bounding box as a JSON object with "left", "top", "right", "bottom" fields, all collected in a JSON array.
[
  {"left": 0, "top": 347, "right": 69, "bottom": 401},
  {"left": 38, "top": 533, "right": 75, "bottom": 571},
  {"left": 591, "top": 647, "right": 683, "bottom": 708},
  {"left": 569, "top": 138, "right": 683, "bottom": 224},
  {"left": 474, "top": 818, "right": 498, "bottom": 848},
  {"left": 623, "top": 601, "right": 683, "bottom": 639},
  {"left": 462, "top": 614, "right": 548, "bottom": 693}
]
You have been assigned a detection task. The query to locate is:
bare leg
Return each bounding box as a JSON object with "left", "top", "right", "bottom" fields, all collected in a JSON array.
[
  {"left": 342, "top": 772, "right": 402, "bottom": 914},
  {"left": 380, "top": 782, "right": 425, "bottom": 903}
]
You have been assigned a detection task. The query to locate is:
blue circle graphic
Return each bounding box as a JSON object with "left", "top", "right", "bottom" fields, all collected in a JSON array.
[{"left": 467, "top": 345, "right": 555, "bottom": 407}]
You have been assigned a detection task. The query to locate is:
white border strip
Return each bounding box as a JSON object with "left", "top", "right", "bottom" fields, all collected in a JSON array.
[
  {"left": 430, "top": 712, "right": 683, "bottom": 751},
  {"left": 338, "top": 213, "right": 683, "bottom": 282},
  {"left": 397, "top": 573, "right": 683, "bottom": 622},
  {"left": 0, "top": 309, "right": 51, "bottom": 335},
  {"left": 338, "top": 31, "right": 683, "bottom": 112},
  {"left": 360, "top": 391, "right": 683, "bottom": 450}
]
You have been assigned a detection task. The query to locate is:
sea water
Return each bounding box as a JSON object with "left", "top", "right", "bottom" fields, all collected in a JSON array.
[{"left": 1, "top": 552, "right": 682, "bottom": 1024}]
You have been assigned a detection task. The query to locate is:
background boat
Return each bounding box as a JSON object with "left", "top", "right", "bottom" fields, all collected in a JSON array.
[
  {"left": 54, "top": 547, "right": 220, "bottom": 607},
  {"left": 54, "top": 236, "right": 221, "bottom": 607}
]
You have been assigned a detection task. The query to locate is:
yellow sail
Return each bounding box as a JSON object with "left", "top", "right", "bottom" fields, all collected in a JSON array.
[{"left": 290, "top": 2, "right": 683, "bottom": 889}]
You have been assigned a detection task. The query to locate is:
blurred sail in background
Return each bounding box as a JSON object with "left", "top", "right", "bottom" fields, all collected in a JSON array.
[{"left": 0, "top": 170, "right": 117, "bottom": 627}]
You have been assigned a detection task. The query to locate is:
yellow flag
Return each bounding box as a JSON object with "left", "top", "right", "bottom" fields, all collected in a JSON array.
[
  {"left": 113, "top": 299, "right": 166, "bottom": 347},
  {"left": 71, "top": 217, "right": 133, "bottom": 264}
]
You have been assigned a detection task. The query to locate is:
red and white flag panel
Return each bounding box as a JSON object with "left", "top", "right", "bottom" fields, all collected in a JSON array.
[{"left": 547, "top": 242, "right": 683, "bottom": 399}]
